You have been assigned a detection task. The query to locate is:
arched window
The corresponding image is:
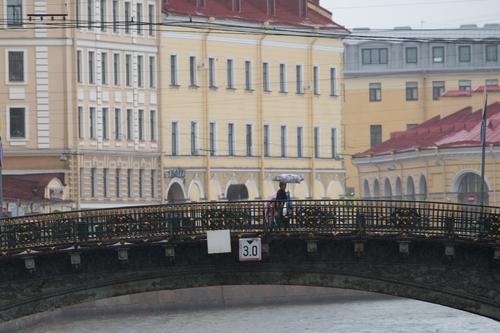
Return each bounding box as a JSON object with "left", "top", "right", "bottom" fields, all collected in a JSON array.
[
  {"left": 227, "top": 184, "right": 249, "bottom": 201},
  {"left": 363, "top": 179, "right": 371, "bottom": 199},
  {"left": 406, "top": 176, "right": 416, "bottom": 201},
  {"left": 384, "top": 178, "right": 392, "bottom": 199},
  {"left": 395, "top": 177, "right": 402, "bottom": 200},
  {"left": 456, "top": 172, "right": 489, "bottom": 205},
  {"left": 418, "top": 175, "right": 427, "bottom": 201},
  {"left": 167, "top": 182, "right": 185, "bottom": 202},
  {"left": 373, "top": 179, "right": 380, "bottom": 199}
]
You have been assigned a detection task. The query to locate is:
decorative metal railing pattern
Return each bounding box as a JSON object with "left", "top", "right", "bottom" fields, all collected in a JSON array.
[{"left": 0, "top": 200, "right": 499, "bottom": 255}]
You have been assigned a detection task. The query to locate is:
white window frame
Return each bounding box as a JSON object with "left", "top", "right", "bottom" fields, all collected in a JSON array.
[
  {"left": 313, "top": 65, "right": 320, "bottom": 95},
  {"left": 6, "top": 104, "right": 28, "bottom": 143},
  {"left": 5, "top": 48, "right": 27, "bottom": 85},
  {"left": 5, "top": 0, "right": 25, "bottom": 28},
  {"left": 89, "top": 105, "right": 97, "bottom": 140},
  {"left": 209, "top": 121, "right": 217, "bottom": 156},
  {"left": 189, "top": 55, "right": 198, "bottom": 87},
  {"left": 244, "top": 60, "right": 253, "bottom": 90},
  {"left": 296, "top": 64, "right": 304, "bottom": 94},
  {"left": 149, "top": 55, "right": 156, "bottom": 89},
  {"left": 264, "top": 123, "right": 271, "bottom": 157},
  {"left": 102, "top": 106, "right": 110, "bottom": 141},
  {"left": 226, "top": 58, "right": 235, "bottom": 89},
  {"left": 245, "top": 123, "right": 253, "bottom": 156},
  {"left": 78, "top": 105, "right": 85, "bottom": 140},
  {"left": 208, "top": 56, "right": 217, "bottom": 88},
  {"left": 263, "top": 61, "right": 271, "bottom": 92},
  {"left": 330, "top": 66, "right": 337, "bottom": 96},
  {"left": 297, "top": 125, "right": 304, "bottom": 158},
  {"left": 147, "top": 2, "right": 155, "bottom": 37},
  {"left": 101, "top": 51, "right": 108, "bottom": 85},
  {"left": 280, "top": 125, "right": 288, "bottom": 157},
  {"left": 279, "top": 62, "right": 287, "bottom": 93},
  {"left": 150, "top": 109, "right": 157, "bottom": 142},
  {"left": 112, "top": 0, "right": 120, "bottom": 34},
  {"left": 171, "top": 121, "right": 179, "bottom": 156},
  {"left": 88, "top": 50, "right": 95, "bottom": 85},
  {"left": 114, "top": 107, "right": 122, "bottom": 141},
  {"left": 137, "top": 54, "right": 144, "bottom": 88},
  {"left": 113, "top": 52, "right": 120, "bottom": 86},
  {"left": 170, "top": 53, "right": 179, "bottom": 86},
  {"left": 77, "top": 49, "right": 83, "bottom": 84},
  {"left": 314, "top": 126, "right": 321, "bottom": 158},
  {"left": 125, "top": 53, "right": 132, "bottom": 87},
  {"left": 191, "top": 121, "right": 199, "bottom": 155}
]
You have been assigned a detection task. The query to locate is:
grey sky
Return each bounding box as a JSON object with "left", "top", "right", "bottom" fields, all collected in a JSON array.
[{"left": 321, "top": 0, "right": 500, "bottom": 29}]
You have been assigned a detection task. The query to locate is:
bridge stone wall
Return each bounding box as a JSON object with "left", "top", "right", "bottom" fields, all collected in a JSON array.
[{"left": 0, "top": 237, "right": 498, "bottom": 323}]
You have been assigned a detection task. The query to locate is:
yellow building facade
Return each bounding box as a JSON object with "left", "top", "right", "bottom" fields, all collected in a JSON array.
[
  {"left": 160, "top": 2, "right": 347, "bottom": 201},
  {"left": 343, "top": 27, "right": 500, "bottom": 197}
]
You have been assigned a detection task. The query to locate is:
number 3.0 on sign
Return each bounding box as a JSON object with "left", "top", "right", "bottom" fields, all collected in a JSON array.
[{"left": 239, "top": 238, "right": 262, "bottom": 262}]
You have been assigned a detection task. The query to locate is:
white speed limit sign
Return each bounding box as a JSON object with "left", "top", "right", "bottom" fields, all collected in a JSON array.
[{"left": 238, "top": 238, "right": 262, "bottom": 262}]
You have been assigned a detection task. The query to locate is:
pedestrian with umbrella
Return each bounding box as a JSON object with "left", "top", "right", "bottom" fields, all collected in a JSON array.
[{"left": 272, "top": 174, "right": 304, "bottom": 229}]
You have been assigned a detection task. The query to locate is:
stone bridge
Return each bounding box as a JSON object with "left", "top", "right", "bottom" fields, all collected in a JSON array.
[{"left": 0, "top": 200, "right": 499, "bottom": 322}]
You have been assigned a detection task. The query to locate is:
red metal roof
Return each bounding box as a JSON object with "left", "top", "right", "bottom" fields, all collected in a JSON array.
[
  {"left": 354, "top": 102, "right": 500, "bottom": 158},
  {"left": 442, "top": 89, "right": 471, "bottom": 97},
  {"left": 2, "top": 173, "right": 65, "bottom": 202},
  {"left": 474, "top": 86, "right": 500, "bottom": 93},
  {"left": 163, "top": 0, "right": 348, "bottom": 31}
]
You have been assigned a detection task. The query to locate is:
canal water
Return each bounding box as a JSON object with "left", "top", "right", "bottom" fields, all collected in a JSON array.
[{"left": 23, "top": 297, "right": 500, "bottom": 333}]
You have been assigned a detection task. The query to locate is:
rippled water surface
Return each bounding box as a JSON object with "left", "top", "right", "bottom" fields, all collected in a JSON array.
[{"left": 28, "top": 298, "right": 500, "bottom": 333}]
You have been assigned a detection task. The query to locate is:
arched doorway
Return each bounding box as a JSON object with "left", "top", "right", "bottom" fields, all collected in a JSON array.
[
  {"left": 167, "top": 182, "right": 185, "bottom": 202},
  {"left": 418, "top": 175, "right": 427, "bottom": 201},
  {"left": 394, "top": 177, "right": 402, "bottom": 200},
  {"left": 363, "top": 179, "right": 371, "bottom": 199},
  {"left": 384, "top": 178, "right": 392, "bottom": 199},
  {"left": 373, "top": 179, "right": 380, "bottom": 199},
  {"left": 406, "top": 176, "right": 416, "bottom": 201},
  {"left": 456, "top": 173, "right": 489, "bottom": 205},
  {"left": 226, "top": 184, "right": 249, "bottom": 201}
]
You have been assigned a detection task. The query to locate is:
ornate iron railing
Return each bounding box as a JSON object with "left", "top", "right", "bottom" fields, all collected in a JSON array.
[{"left": 0, "top": 200, "right": 499, "bottom": 255}]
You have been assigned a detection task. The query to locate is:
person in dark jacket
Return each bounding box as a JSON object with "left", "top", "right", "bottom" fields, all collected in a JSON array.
[{"left": 275, "top": 182, "right": 288, "bottom": 227}]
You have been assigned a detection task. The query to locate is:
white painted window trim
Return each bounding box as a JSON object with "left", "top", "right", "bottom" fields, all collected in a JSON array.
[
  {"left": 210, "top": 121, "right": 217, "bottom": 156},
  {"left": 281, "top": 125, "right": 288, "bottom": 157},
  {"left": 313, "top": 65, "right": 320, "bottom": 95},
  {"left": 297, "top": 124, "right": 304, "bottom": 157},
  {"left": 263, "top": 60, "right": 271, "bottom": 92},
  {"left": 244, "top": 59, "right": 253, "bottom": 90},
  {"left": 5, "top": 48, "right": 27, "bottom": 85},
  {"left": 148, "top": 54, "right": 156, "bottom": 89},
  {"left": 296, "top": 63, "right": 304, "bottom": 94},
  {"left": 208, "top": 55, "right": 217, "bottom": 88},
  {"left": 246, "top": 122, "right": 253, "bottom": 156},
  {"left": 171, "top": 120, "right": 180, "bottom": 155},
  {"left": 147, "top": 1, "right": 156, "bottom": 37},
  {"left": 279, "top": 62, "right": 288, "bottom": 93},
  {"left": 101, "top": 105, "right": 110, "bottom": 141},
  {"left": 89, "top": 104, "right": 97, "bottom": 141},
  {"left": 6, "top": 104, "right": 29, "bottom": 143},
  {"left": 314, "top": 126, "right": 321, "bottom": 158},
  {"left": 77, "top": 48, "right": 84, "bottom": 84},
  {"left": 3, "top": 0, "right": 25, "bottom": 29},
  {"left": 88, "top": 49, "right": 96, "bottom": 85},
  {"left": 136, "top": 54, "right": 145, "bottom": 89},
  {"left": 78, "top": 104, "right": 85, "bottom": 141},
  {"left": 226, "top": 57, "right": 235, "bottom": 89},
  {"left": 124, "top": 52, "right": 132, "bottom": 87},
  {"left": 170, "top": 52, "right": 179, "bottom": 86},
  {"left": 111, "top": 0, "right": 120, "bottom": 35},
  {"left": 330, "top": 66, "right": 338, "bottom": 96},
  {"left": 113, "top": 51, "right": 121, "bottom": 86},
  {"left": 101, "top": 51, "right": 109, "bottom": 86},
  {"left": 189, "top": 54, "right": 198, "bottom": 86}
]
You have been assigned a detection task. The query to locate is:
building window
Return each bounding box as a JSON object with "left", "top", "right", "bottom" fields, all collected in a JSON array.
[
  {"left": 77, "top": 50, "right": 82, "bottom": 83},
  {"left": 124, "top": 2, "right": 131, "bottom": 34},
  {"left": 314, "top": 127, "right": 320, "bottom": 158},
  {"left": 8, "top": 50, "right": 25, "bottom": 83},
  {"left": 369, "top": 83, "right": 382, "bottom": 102},
  {"left": 127, "top": 169, "right": 132, "bottom": 198},
  {"left": 151, "top": 170, "right": 157, "bottom": 198},
  {"left": 330, "top": 67, "right": 337, "bottom": 96},
  {"left": 267, "top": 0, "right": 275, "bottom": 16},
  {"left": 76, "top": 0, "right": 82, "bottom": 28},
  {"left": 432, "top": 46, "right": 444, "bottom": 63},
  {"left": 432, "top": 81, "right": 445, "bottom": 100},
  {"left": 370, "top": 125, "right": 382, "bottom": 148},
  {"left": 486, "top": 79, "right": 499, "bottom": 87},
  {"left": 208, "top": 57, "right": 216, "bottom": 88},
  {"left": 233, "top": 0, "right": 241, "bottom": 12},
  {"left": 78, "top": 106, "right": 84, "bottom": 139},
  {"left": 102, "top": 107, "right": 109, "bottom": 140},
  {"left": 101, "top": 52, "right": 107, "bottom": 85},
  {"left": 228, "top": 123, "right": 235, "bottom": 156},
  {"left": 405, "top": 47, "right": 418, "bottom": 64},
  {"left": 280, "top": 125, "right": 287, "bottom": 157},
  {"left": 80, "top": 168, "right": 84, "bottom": 198},
  {"left": 114, "top": 108, "right": 121, "bottom": 140},
  {"left": 189, "top": 56, "right": 197, "bottom": 86},
  {"left": 299, "top": 0, "right": 307, "bottom": 17},
  {"left": 459, "top": 80, "right": 471, "bottom": 91},
  {"left": 125, "top": 54, "right": 131, "bottom": 87},
  {"left": 245, "top": 60, "right": 252, "bottom": 90},
  {"left": 331, "top": 128, "right": 337, "bottom": 158},
  {"left": 89, "top": 107, "right": 96, "bottom": 139},
  {"left": 149, "top": 56, "right": 155, "bottom": 88},
  {"left": 87, "top": 0, "right": 94, "bottom": 30},
  {"left": 88, "top": 51, "right": 95, "bottom": 84},
  {"left": 116, "top": 168, "right": 121, "bottom": 198},
  {"left": 458, "top": 45, "right": 471, "bottom": 63},
  {"left": 139, "top": 169, "right": 144, "bottom": 198},
  {"left": 7, "top": 0, "right": 22, "bottom": 27},
  {"left": 313, "top": 66, "right": 320, "bottom": 95},
  {"left": 113, "top": 53, "right": 120, "bottom": 86},
  {"left": 264, "top": 124, "right": 270, "bottom": 157},
  {"left": 170, "top": 54, "right": 178, "bottom": 86},
  {"left": 136, "top": 3, "right": 143, "bottom": 35},
  {"left": 406, "top": 124, "right": 418, "bottom": 129},
  {"left": 91, "top": 168, "right": 97, "bottom": 197},
  {"left": 138, "top": 109, "right": 144, "bottom": 141},
  {"left": 361, "top": 48, "right": 388, "bottom": 65},
  {"left": 112, "top": 0, "right": 118, "bottom": 33},
  {"left": 148, "top": 4, "right": 155, "bottom": 36},
  {"left": 226, "top": 59, "right": 234, "bottom": 89},
  {"left": 150, "top": 110, "right": 157, "bottom": 142},
  {"left": 191, "top": 121, "right": 198, "bottom": 155},
  {"left": 297, "top": 126, "right": 303, "bottom": 158},
  {"left": 172, "top": 122, "right": 178, "bottom": 155},
  {"left": 137, "top": 55, "right": 144, "bottom": 88},
  {"left": 103, "top": 168, "right": 109, "bottom": 198},
  {"left": 246, "top": 124, "right": 252, "bottom": 156},
  {"left": 100, "top": 0, "right": 106, "bottom": 31},
  {"left": 8, "top": 107, "right": 26, "bottom": 139},
  {"left": 296, "top": 65, "right": 303, "bottom": 94},
  {"left": 210, "top": 122, "right": 216, "bottom": 156},
  {"left": 126, "top": 109, "right": 133, "bottom": 140},
  {"left": 263, "top": 62, "right": 270, "bottom": 92},
  {"left": 279, "top": 63, "right": 287, "bottom": 93},
  {"left": 486, "top": 45, "right": 498, "bottom": 62},
  {"left": 405, "top": 82, "right": 418, "bottom": 101}
]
